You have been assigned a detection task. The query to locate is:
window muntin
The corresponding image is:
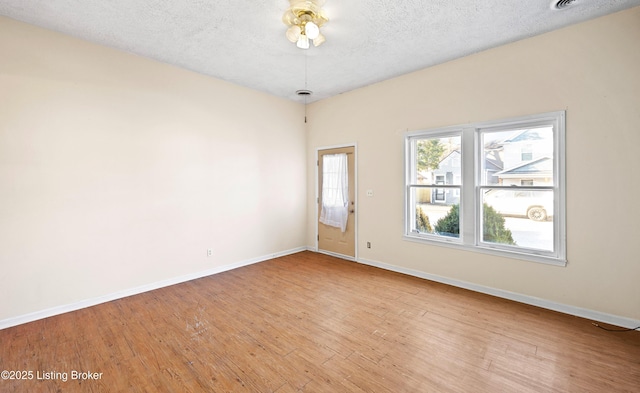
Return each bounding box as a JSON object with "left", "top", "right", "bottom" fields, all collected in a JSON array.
[{"left": 404, "top": 112, "right": 566, "bottom": 265}]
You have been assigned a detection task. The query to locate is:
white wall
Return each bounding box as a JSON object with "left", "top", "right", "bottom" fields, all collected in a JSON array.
[
  {"left": 0, "top": 17, "right": 307, "bottom": 323},
  {"left": 306, "top": 7, "right": 640, "bottom": 321}
]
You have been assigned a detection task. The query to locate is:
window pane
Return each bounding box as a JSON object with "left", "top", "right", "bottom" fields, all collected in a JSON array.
[
  {"left": 413, "top": 136, "right": 462, "bottom": 185},
  {"left": 482, "top": 189, "right": 554, "bottom": 252},
  {"left": 481, "top": 127, "right": 554, "bottom": 186},
  {"left": 321, "top": 154, "right": 348, "bottom": 208},
  {"left": 411, "top": 187, "right": 460, "bottom": 239}
]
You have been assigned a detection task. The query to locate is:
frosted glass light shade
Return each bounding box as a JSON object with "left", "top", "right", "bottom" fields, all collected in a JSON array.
[
  {"left": 312, "top": 33, "right": 325, "bottom": 47},
  {"left": 286, "top": 25, "right": 301, "bottom": 43},
  {"left": 296, "top": 34, "right": 309, "bottom": 49},
  {"left": 304, "top": 21, "right": 319, "bottom": 40}
]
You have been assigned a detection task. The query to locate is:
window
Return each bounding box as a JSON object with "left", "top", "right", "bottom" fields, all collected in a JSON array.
[
  {"left": 319, "top": 154, "right": 349, "bottom": 232},
  {"left": 405, "top": 112, "right": 566, "bottom": 265},
  {"left": 521, "top": 144, "right": 533, "bottom": 161}
]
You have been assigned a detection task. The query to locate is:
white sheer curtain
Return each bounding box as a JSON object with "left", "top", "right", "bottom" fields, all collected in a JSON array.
[{"left": 319, "top": 153, "right": 349, "bottom": 232}]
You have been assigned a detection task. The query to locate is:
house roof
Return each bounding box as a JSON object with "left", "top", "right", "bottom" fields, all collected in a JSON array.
[
  {"left": 437, "top": 150, "right": 461, "bottom": 164},
  {"left": 503, "top": 128, "right": 552, "bottom": 143},
  {"left": 485, "top": 157, "right": 504, "bottom": 172},
  {"left": 495, "top": 157, "right": 552, "bottom": 178}
]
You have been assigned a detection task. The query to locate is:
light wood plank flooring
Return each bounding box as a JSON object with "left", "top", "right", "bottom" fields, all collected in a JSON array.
[{"left": 1, "top": 251, "right": 639, "bottom": 392}]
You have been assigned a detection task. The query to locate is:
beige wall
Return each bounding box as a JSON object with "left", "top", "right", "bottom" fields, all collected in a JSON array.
[
  {"left": 0, "top": 17, "right": 306, "bottom": 322},
  {"left": 2, "top": 7, "right": 638, "bottom": 326},
  {"left": 306, "top": 7, "right": 640, "bottom": 320}
]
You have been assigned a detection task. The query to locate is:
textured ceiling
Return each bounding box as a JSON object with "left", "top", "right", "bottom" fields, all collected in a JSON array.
[{"left": 1, "top": 0, "right": 639, "bottom": 103}]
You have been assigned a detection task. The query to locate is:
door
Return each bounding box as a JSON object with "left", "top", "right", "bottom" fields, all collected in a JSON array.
[
  {"left": 318, "top": 146, "right": 355, "bottom": 258},
  {"left": 435, "top": 175, "right": 445, "bottom": 202}
]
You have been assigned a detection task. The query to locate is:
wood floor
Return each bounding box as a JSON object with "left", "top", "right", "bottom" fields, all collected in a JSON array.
[{"left": 1, "top": 251, "right": 639, "bottom": 392}]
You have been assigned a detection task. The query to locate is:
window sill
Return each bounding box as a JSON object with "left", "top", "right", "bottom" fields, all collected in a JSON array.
[{"left": 403, "top": 234, "right": 567, "bottom": 267}]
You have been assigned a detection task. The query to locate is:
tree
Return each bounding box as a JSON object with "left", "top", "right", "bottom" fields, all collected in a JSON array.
[
  {"left": 416, "top": 206, "right": 432, "bottom": 233},
  {"left": 417, "top": 139, "right": 445, "bottom": 172},
  {"left": 434, "top": 204, "right": 516, "bottom": 245}
]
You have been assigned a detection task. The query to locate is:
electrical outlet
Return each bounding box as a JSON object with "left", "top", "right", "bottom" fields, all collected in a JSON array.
[
  {"left": 207, "top": 248, "right": 213, "bottom": 257},
  {"left": 367, "top": 242, "right": 371, "bottom": 249}
]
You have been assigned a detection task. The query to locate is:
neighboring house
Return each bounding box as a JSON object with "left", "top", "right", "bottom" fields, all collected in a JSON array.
[
  {"left": 432, "top": 150, "right": 461, "bottom": 204},
  {"left": 497, "top": 127, "right": 554, "bottom": 186},
  {"left": 501, "top": 127, "right": 553, "bottom": 170},
  {"left": 494, "top": 156, "right": 553, "bottom": 186},
  {"left": 483, "top": 153, "right": 504, "bottom": 185},
  {"left": 425, "top": 128, "right": 552, "bottom": 205}
]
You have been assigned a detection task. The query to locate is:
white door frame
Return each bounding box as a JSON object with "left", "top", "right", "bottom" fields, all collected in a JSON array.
[{"left": 315, "top": 143, "right": 358, "bottom": 261}]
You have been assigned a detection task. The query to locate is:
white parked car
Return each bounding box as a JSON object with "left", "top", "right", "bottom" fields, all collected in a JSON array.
[{"left": 484, "top": 189, "right": 553, "bottom": 221}]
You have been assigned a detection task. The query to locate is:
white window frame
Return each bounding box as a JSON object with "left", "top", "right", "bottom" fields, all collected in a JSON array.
[{"left": 404, "top": 111, "right": 566, "bottom": 266}]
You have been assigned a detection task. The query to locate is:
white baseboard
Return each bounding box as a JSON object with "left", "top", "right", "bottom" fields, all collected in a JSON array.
[
  {"left": 0, "top": 247, "right": 307, "bottom": 331},
  {"left": 315, "top": 249, "right": 356, "bottom": 261},
  {"left": 356, "top": 256, "right": 640, "bottom": 329}
]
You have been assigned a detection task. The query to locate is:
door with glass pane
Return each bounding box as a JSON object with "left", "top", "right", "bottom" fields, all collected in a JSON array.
[{"left": 318, "top": 146, "right": 355, "bottom": 258}]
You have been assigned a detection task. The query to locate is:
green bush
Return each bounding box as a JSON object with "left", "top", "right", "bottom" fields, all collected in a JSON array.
[
  {"left": 416, "top": 206, "right": 432, "bottom": 233},
  {"left": 434, "top": 204, "right": 460, "bottom": 237},
  {"left": 434, "top": 204, "right": 516, "bottom": 245},
  {"left": 482, "top": 204, "right": 516, "bottom": 245}
]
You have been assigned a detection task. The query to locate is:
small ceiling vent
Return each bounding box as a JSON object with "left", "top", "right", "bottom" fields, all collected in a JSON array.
[
  {"left": 552, "top": 0, "right": 578, "bottom": 10},
  {"left": 296, "top": 89, "right": 313, "bottom": 96}
]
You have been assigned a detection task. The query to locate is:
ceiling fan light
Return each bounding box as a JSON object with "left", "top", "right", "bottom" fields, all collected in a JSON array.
[
  {"left": 304, "top": 21, "right": 319, "bottom": 39},
  {"left": 286, "top": 25, "right": 301, "bottom": 42},
  {"left": 296, "top": 34, "right": 309, "bottom": 49},
  {"left": 283, "top": 0, "right": 328, "bottom": 49},
  {"left": 312, "top": 33, "right": 325, "bottom": 47}
]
